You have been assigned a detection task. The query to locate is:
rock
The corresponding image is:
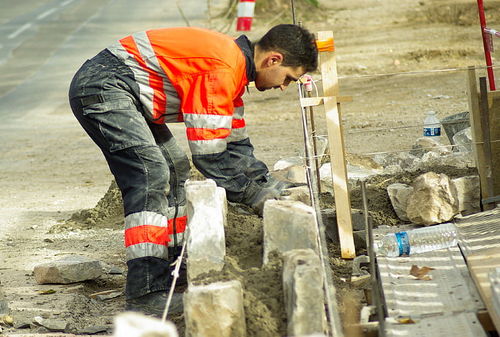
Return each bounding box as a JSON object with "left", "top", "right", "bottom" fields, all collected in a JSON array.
[
  {"left": 263, "top": 200, "right": 319, "bottom": 264},
  {"left": 451, "top": 176, "right": 480, "bottom": 215},
  {"left": 80, "top": 325, "right": 110, "bottom": 334},
  {"left": 441, "top": 111, "right": 470, "bottom": 145},
  {"left": 372, "top": 152, "right": 420, "bottom": 170},
  {"left": 185, "top": 180, "right": 226, "bottom": 282},
  {"left": 419, "top": 152, "right": 475, "bottom": 169},
  {"left": 33, "top": 255, "right": 103, "bottom": 284},
  {"left": 273, "top": 156, "right": 303, "bottom": 171},
  {"left": 32, "top": 316, "right": 68, "bottom": 332},
  {"left": 410, "top": 137, "right": 451, "bottom": 157},
  {"left": 320, "top": 163, "right": 382, "bottom": 194},
  {"left": 452, "top": 127, "right": 472, "bottom": 153},
  {"left": 113, "top": 312, "right": 178, "bottom": 337},
  {"left": 387, "top": 183, "right": 414, "bottom": 222},
  {"left": 406, "top": 172, "right": 459, "bottom": 225},
  {"left": 184, "top": 280, "right": 246, "bottom": 337},
  {"left": 283, "top": 249, "right": 326, "bottom": 336},
  {"left": 286, "top": 165, "right": 307, "bottom": 184},
  {"left": 281, "top": 185, "right": 311, "bottom": 205}
]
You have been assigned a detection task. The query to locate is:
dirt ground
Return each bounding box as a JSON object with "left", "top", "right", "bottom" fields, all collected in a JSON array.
[{"left": 1, "top": 0, "right": 497, "bottom": 336}]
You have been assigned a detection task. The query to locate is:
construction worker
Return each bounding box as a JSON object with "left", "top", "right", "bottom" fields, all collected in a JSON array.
[{"left": 68, "top": 24, "right": 318, "bottom": 316}]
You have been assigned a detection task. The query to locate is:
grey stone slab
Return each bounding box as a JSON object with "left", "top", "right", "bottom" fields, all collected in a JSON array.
[
  {"left": 184, "top": 280, "right": 246, "bottom": 337},
  {"left": 33, "top": 255, "right": 103, "bottom": 284},
  {"left": 263, "top": 200, "right": 319, "bottom": 265},
  {"left": 283, "top": 249, "right": 326, "bottom": 336}
]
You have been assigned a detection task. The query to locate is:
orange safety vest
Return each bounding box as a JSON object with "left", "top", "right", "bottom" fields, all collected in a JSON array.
[{"left": 107, "top": 27, "right": 252, "bottom": 156}]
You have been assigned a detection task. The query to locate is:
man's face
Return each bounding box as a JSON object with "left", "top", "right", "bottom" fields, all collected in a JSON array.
[{"left": 254, "top": 63, "right": 305, "bottom": 92}]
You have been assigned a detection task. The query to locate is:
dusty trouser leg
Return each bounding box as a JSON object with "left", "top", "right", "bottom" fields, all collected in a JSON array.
[
  {"left": 69, "top": 53, "right": 181, "bottom": 300},
  {"left": 149, "top": 123, "right": 191, "bottom": 285}
]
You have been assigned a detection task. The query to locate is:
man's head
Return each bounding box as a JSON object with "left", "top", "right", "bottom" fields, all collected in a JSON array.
[{"left": 253, "top": 24, "right": 318, "bottom": 91}]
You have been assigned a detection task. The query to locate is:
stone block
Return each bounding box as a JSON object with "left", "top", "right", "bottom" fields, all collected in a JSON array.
[
  {"left": 185, "top": 180, "right": 226, "bottom": 282},
  {"left": 372, "top": 152, "right": 419, "bottom": 170},
  {"left": 273, "top": 156, "right": 303, "bottom": 171},
  {"left": 33, "top": 255, "right": 103, "bottom": 284},
  {"left": 113, "top": 312, "right": 178, "bottom": 337},
  {"left": 281, "top": 185, "right": 311, "bottom": 205},
  {"left": 387, "top": 183, "right": 414, "bottom": 222},
  {"left": 263, "top": 200, "right": 318, "bottom": 264},
  {"left": 410, "top": 136, "right": 451, "bottom": 157},
  {"left": 452, "top": 127, "right": 472, "bottom": 153},
  {"left": 406, "top": 172, "right": 459, "bottom": 225},
  {"left": 286, "top": 165, "right": 307, "bottom": 184},
  {"left": 419, "top": 152, "right": 475, "bottom": 169},
  {"left": 184, "top": 280, "right": 246, "bottom": 337},
  {"left": 283, "top": 249, "right": 326, "bottom": 336},
  {"left": 216, "top": 186, "right": 228, "bottom": 227},
  {"left": 451, "top": 175, "right": 480, "bottom": 215}
]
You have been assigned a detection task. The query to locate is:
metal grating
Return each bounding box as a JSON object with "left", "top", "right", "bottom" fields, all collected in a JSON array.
[
  {"left": 385, "top": 312, "right": 488, "bottom": 337},
  {"left": 454, "top": 207, "right": 500, "bottom": 257},
  {"left": 377, "top": 246, "right": 484, "bottom": 318}
]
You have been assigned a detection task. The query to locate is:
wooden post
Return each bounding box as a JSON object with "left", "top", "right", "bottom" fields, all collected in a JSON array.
[
  {"left": 318, "top": 31, "right": 355, "bottom": 259},
  {"left": 467, "top": 67, "right": 499, "bottom": 209}
]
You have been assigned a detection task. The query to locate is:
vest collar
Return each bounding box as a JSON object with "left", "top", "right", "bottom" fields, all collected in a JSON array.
[{"left": 235, "top": 35, "right": 256, "bottom": 83}]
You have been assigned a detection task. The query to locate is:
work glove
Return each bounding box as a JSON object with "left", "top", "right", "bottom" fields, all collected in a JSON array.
[
  {"left": 257, "top": 173, "right": 305, "bottom": 191},
  {"left": 241, "top": 181, "right": 283, "bottom": 217}
]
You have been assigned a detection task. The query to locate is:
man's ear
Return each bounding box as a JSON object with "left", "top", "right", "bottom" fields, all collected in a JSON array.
[{"left": 265, "top": 52, "right": 284, "bottom": 67}]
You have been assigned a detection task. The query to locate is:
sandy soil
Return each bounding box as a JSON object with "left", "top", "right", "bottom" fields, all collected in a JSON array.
[{"left": 1, "top": 0, "right": 497, "bottom": 335}]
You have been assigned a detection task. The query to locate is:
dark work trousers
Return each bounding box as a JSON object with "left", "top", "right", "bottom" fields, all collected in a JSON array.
[{"left": 68, "top": 49, "right": 190, "bottom": 299}]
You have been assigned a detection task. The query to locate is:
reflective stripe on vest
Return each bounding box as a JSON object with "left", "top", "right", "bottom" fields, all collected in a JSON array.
[{"left": 125, "top": 211, "right": 187, "bottom": 260}]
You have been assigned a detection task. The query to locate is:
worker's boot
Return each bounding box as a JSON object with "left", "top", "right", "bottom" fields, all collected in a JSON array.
[{"left": 125, "top": 291, "right": 184, "bottom": 317}]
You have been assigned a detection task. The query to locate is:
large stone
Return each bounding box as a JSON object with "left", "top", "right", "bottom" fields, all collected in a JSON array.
[
  {"left": 33, "top": 316, "right": 68, "bottom": 332},
  {"left": 319, "top": 162, "right": 382, "bottom": 194},
  {"left": 406, "top": 172, "right": 459, "bottom": 225},
  {"left": 410, "top": 137, "right": 451, "bottom": 157},
  {"left": 387, "top": 183, "right": 414, "bottom": 222},
  {"left": 281, "top": 185, "right": 311, "bottom": 205},
  {"left": 452, "top": 127, "right": 472, "bottom": 153},
  {"left": 372, "top": 152, "right": 420, "bottom": 170},
  {"left": 113, "top": 312, "right": 178, "bottom": 337},
  {"left": 451, "top": 176, "right": 480, "bottom": 215},
  {"left": 184, "top": 280, "right": 246, "bottom": 337},
  {"left": 263, "top": 200, "right": 318, "bottom": 264},
  {"left": 33, "top": 255, "right": 103, "bottom": 284},
  {"left": 286, "top": 165, "right": 307, "bottom": 184},
  {"left": 273, "top": 156, "right": 303, "bottom": 171},
  {"left": 419, "top": 152, "right": 475, "bottom": 169},
  {"left": 185, "top": 180, "right": 226, "bottom": 282},
  {"left": 283, "top": 249, "right": 326, "bottom": 336}
]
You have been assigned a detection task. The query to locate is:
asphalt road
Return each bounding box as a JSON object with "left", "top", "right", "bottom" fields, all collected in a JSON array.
[
  {"left": 0, "top": 0, "right": 210, "bottom": 121},
  {"left": 0, "top": 0, "right": 216, "bottom": 237}
]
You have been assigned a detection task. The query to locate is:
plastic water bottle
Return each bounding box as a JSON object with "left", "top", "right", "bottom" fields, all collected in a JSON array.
[
  {"left": 423, "top": 110, "right": 441, "bottom": 137},
  {"left": 376, "top": 223, "right": 457, "bottom": 257}
]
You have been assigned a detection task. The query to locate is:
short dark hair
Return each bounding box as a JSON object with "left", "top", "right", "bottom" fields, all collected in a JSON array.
[{"left": 256, "top": 24, "right": 318, "bottom": 73}]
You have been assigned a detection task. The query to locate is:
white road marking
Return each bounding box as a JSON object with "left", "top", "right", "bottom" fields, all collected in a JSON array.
[
  {"left": 37, "top": 8, "right": 57, "bottom": 20},
  {"left": 60, "top": 0, "right": 75, "bottom": 7},
  {"left": 8, "top": 23, "right": 32, "bottom": 39}
]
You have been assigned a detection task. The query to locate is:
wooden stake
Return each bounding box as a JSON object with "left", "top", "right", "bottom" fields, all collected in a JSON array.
[{"left": 318, "top": 31, "right": 355, "bottom": 259}]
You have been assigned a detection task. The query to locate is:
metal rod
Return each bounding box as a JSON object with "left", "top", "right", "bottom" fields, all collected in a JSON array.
[
  {"left": 477, "top": 0, "right": 496, "bottom": 90},
  {"left": 361, "top": 180, "right": 385, "bottom": 337},
  {"left": 298, "top": 83, "right": 344, "bottom": 337},
  {"left": 307, "top": 91, "right": 322, "bottom": 194},
  {"left": 290, "top": 0, "right": 296, "bottom": 25}
]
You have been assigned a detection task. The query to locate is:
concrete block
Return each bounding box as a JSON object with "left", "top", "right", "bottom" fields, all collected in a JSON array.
[
  {"left": 283, "top": 249, "right": 326, "bottom": 336},
  {"left": 281, "top": 185, "right": 311, "bottom": 205},
  {"left": 216, "top": 186, "right": 228, "bottom": 227},
  {"left": 452, "top": 127, "right": 472, "bottom": 153},
  {"left": 387, "top": 183, "right": 414, "bottom": 222},
  {"left": 451, "top": 175, "right": 480, "bottom": 215},
  {"left": 184, "top": 280, "right": 246, "bottom": 337},
  {"left": 113, "top": 312, "right": 178, "bottom": 337},
  {"left": 263, "top": 200, "right": 318, "bottom": 265},
  {"left": 33, "top": 255, "right": 103, "bottom": 284},
  {"left": 185, "top": 180, "right": 226, "bottom": 282},
  {"left": 406, "top": 172, "right": 459, "bottom": 225}
]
